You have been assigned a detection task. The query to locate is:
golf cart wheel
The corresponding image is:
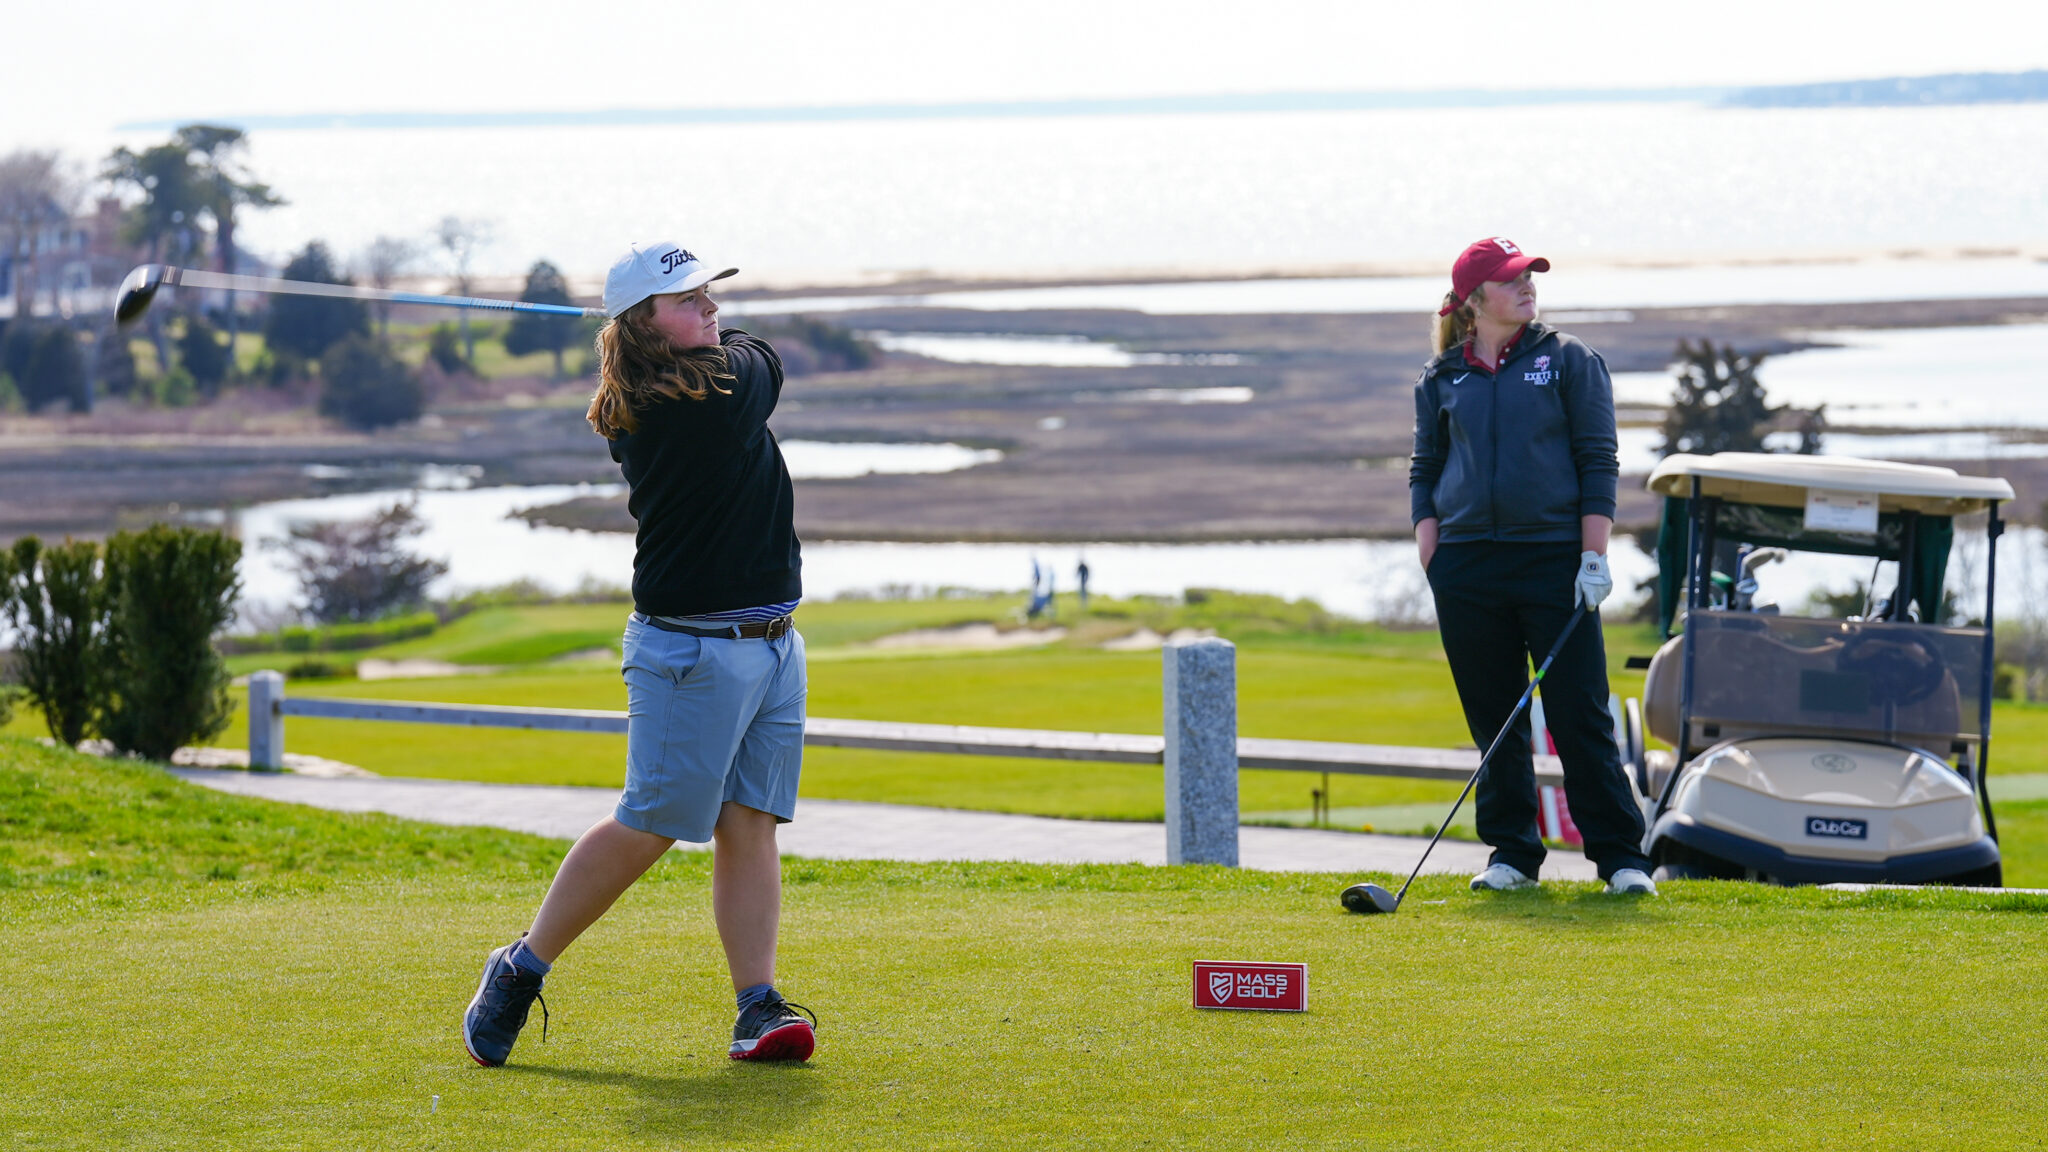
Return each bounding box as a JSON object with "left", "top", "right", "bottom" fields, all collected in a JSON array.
[
  {"left": 1653, "top": 842, "right": 1742, "bottom": 882},
  {"left": 1942, "top": 862, "right": 2003, "bottom": 888}
]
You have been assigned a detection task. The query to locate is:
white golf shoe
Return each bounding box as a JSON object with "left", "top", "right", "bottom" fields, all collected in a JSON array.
[
  {"left": 1605, "top": 868, "right": 1658, "bottom": 895},
  {"left": 1469, "top": 863, "right": 1537, "bottom": 891}
]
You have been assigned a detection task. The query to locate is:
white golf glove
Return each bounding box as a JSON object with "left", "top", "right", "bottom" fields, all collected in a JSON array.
[{"left": 1574, "top": 550, "right": 1612, "bottom": 611}]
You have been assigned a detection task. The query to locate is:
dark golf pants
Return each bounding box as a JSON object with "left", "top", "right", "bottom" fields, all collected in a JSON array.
[{"left": 1427, "top": 540, "right": 1651, "bottom": 881}]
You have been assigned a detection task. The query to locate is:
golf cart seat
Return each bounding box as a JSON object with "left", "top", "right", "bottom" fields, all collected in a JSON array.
[
  {"left": 1641, "top": 635, "right": 1685, "bottom": 748},
  {"left": 1642, "top": 615, "right": 1969, "bottom": 757}
]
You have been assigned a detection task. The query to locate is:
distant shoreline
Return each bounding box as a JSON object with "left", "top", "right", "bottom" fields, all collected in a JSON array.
[{"left": 118, "top": 70, "right": 2048, "bottom": 133}]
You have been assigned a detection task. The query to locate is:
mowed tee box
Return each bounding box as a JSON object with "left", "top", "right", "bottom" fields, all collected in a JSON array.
[{"left": 1192, "top": 961, "right": 1308, "bottom": 1012}]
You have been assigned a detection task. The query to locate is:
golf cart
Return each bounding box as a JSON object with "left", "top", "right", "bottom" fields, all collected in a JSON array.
[{"left": 1622, "top": 452, "right": 2011, "bottom": 887}]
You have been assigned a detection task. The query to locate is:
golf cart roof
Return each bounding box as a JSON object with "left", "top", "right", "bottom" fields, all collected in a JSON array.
[{"left": 1647, "top": 453, "right": 2014, "bottom": 516}]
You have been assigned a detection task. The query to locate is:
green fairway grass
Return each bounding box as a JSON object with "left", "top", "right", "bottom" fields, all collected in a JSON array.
[
  {"left": 6, "top": 737, "right": 2047, "bottom": 1150},
  {"left": 13, "top": 595, "right": 2048, "bottom": 878}
]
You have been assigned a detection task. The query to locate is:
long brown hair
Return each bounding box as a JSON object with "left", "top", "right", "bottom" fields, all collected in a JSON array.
[
  {"left": 585, "top": 297, "right": 735, "bottom": 437},
  {"left": 1430, "top": 284, "right": 1487, "bottom": 356}
]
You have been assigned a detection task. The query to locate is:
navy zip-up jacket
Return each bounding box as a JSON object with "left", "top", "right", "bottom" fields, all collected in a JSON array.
[
  {"left": 1408, "top": 322, "right": 1619, "bottom": 544},
  {"left": 608, "top": 328, "right": 802, "bottom": 616}
]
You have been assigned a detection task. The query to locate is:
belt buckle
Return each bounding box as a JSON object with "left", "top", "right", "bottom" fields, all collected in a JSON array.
[{"left": 764, "top": 616, "right": 791, "bottom": 640}]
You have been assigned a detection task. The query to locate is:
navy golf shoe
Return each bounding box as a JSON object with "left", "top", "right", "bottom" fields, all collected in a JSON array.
[{"left": 462, "top": 939, "right": 548, "bottom": 1067}]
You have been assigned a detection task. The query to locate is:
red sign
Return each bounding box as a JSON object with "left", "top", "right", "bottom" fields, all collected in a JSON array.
[{"left": 1192, "top": 961, "right": 1308, "bottom": 1012}]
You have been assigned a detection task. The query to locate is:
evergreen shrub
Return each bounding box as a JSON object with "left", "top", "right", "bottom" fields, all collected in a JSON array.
[
  {"left": 98, "top": 525, "right": 242, "bottom": 762},
  {"left": 1, "top": 537, "right": 107, "bottom": 746},
  {"left": 320, "top": 335, "right": 423, "bottom": 429}
]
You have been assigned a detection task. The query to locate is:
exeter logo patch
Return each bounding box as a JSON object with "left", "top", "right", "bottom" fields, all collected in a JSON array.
[
  {"left": 1806, "top": 816, "right": 1868, "bottom": 839},
  {"left": 1193, "top": 961, "right": 1308, "bottom": 1012},
  {"left": 1491, "top": 237, "right": 1521, "bottom": 255}
]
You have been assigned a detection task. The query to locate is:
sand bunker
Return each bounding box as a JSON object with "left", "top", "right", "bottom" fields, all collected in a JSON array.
[
  {"left": 356, "top": 658, "right": 495, "bottom": 680},
  {"left": 867, "top": 623, "right": 1067, "bottom": 650},
  {"left": 1098, "top": 626, "right": 1218, "bottom": 651}
]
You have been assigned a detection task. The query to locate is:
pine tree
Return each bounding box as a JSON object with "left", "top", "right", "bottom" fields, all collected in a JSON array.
[
  {"left": 502, "top": 260, "right": 579, "bottom": 378},
  {"left": 1656, "top": 340, "right": 1779, "bottom": 457}
]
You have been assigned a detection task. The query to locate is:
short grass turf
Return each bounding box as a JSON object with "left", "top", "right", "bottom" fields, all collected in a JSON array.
[{"left": 5, "top": 738, "right": 2048, "bottom": 1151}]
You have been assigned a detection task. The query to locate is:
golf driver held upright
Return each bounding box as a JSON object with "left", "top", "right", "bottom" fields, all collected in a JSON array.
[
  {"left": 114, "top": 263, "right": 609, "bottom": 328},
  {"left": 1341, "top": 605, "right": 1590, "bottom": 915}
]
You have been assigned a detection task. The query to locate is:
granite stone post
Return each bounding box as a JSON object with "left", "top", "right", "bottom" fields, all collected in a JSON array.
[
  {"left": 248, "top": 670, "right": 285, "bottom": 771},
  {"left": 1163, "top": 636, "right": 1238, "bottom": 866}
]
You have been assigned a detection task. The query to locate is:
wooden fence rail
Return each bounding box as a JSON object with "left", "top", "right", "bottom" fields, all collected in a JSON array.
[{"left": 245, "top": 639, "right": 1565, "bottom": 867}]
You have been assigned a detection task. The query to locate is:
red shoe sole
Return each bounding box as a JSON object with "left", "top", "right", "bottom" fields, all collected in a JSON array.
[{"left": 730, "top": 1021, "right": 815, "bottom": 1062}]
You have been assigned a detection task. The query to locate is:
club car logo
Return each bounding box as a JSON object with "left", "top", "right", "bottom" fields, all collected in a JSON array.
[
  {"left": 1811, "top": 753, "right": 1858, "bottom": 774},
  {"left": 1193, "top": 961, "right": 1308, "bottom": 1012},
  {"left": 1806, "top": 816, "right": 1869, "bottom": 839}
]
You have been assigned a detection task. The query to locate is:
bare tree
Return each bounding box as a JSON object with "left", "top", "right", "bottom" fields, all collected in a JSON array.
[
  {"left": 433, "top": 216, "right": 493, "bottom": 365},
  {"left": 273, "top": 500, "right": 448, "bottom": 624},
  {"left": 357, "top": 235, "right": 418, "bottom": 338},
  {"left": 0, "top": 150, "right": 82, "bottom": 318}
]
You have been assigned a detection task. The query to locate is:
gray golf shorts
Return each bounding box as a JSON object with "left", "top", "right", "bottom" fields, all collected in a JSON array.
[{"left": 614, "top": 615, "right": 807, "bottom": 843}]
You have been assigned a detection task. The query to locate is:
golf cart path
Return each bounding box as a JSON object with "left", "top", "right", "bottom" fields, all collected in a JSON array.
[{"left": 170, "top": 769, "right": 1598, "bottom": 878}]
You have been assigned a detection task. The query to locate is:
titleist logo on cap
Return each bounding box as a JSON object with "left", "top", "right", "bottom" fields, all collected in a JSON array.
[{"left": 658, "top": 248, "right": 697, "bottom": 273}]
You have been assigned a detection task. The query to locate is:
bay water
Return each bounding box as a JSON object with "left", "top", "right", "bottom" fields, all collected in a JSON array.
[{"left": 81, "top": 102, "right": 2048, "bottom": 285}]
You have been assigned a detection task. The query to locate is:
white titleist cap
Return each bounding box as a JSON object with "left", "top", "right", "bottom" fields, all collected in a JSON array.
[{"left": 602, "top": 241, "right": 738, "bottom": 318}]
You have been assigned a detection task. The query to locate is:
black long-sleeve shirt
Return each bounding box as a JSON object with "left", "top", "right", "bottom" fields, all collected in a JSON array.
[
  {"left": 608, "top": 328, "right": 802, "bottom": 615},
  {"left": 1408, "top": 322, "right": 1620, "bottom": 544}
]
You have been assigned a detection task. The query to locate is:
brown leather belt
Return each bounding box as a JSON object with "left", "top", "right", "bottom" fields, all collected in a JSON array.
[{"left": 632, "top": 612, "right": 794, "bottom": 640}]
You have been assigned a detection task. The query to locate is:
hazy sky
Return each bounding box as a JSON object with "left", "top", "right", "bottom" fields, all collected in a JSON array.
[{"left": 5, "top": 0, "right": 2045, "bottom": 145}]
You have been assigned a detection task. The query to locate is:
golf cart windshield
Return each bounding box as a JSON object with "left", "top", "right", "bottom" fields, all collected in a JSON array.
[
  {"left": 1683, "top": 611, "right": 1987, "bottom": 753},
  {"left": 1653, "top": 497, "right": 1953, "bottom": 635}
]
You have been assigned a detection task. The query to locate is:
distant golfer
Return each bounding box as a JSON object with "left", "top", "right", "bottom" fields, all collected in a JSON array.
[
  {"left": 1409, "top": 237, "right": 1656, "bottom": 896},
  {"left": 463, "top": 241, "right": 816, "bottom": 1066}
]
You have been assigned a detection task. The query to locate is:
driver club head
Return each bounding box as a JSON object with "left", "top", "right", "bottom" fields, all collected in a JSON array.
[
  {"left": 1341, "top": 883, "right": 1400, "bottom": 915},
  {"left": 114, "top": 264, "right": 168, "bottom": 328}
]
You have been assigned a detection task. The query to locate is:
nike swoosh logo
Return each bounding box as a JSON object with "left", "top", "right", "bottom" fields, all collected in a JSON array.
[{"left": 1453, "top": 373, "right": 1471, "bottom": 386}]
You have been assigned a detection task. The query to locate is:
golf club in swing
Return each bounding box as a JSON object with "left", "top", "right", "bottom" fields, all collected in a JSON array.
[
  {"left": 114, "top": 263, "right": 609, "bottom": 329},
  {"left": 1340, "top": 605, "right": 1590, "bottom": 915}
]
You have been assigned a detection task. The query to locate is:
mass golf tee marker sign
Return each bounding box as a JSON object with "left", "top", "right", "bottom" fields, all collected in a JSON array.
[{"left": 1192, "top": 961, "right": 1308, "bottom": 1012}]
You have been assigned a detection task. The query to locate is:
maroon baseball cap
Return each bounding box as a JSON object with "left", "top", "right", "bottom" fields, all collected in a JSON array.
[{"left": 1438, "top": 237, "right": 1551, "bottom": 315}]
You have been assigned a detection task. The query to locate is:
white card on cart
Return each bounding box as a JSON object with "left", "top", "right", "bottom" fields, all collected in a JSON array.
[{"left": 1804, "top": 489, "right": 1879, "bottom": 533}]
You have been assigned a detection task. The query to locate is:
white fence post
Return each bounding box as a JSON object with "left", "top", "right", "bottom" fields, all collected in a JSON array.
[
  {"left": 248, "top": 670, "right": 285, "bottom": 771},
  {"left": 1164, "top": 636, "right": 1238, "bottom": 866}
]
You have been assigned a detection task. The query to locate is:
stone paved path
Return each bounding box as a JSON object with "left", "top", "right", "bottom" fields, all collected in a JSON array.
[{"left": 172, "top": 769, "right": 1597, "bottom": 879}]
